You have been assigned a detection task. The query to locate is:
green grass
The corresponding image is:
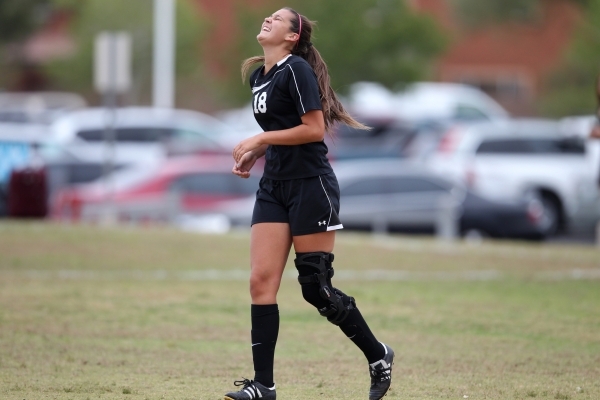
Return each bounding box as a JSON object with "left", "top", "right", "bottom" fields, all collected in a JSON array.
[{"left": 0, "top": 221, "right": 599, "bottom": 399}]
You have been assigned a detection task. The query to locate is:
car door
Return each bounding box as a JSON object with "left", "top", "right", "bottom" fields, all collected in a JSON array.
[
  {"left": 382, "top": 176, "right": 453, "bottom": 231},
  {"left": 170, "top": 172, "right": 261, "bottom": 212},
  {"left": 339, "top": 177, "right": 387, "bottom": 230},
  {"left": 170, "top": 172, "right": 238, "bottom": 211}
]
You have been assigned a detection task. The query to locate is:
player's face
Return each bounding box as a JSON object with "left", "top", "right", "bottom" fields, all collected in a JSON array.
[{"left": 257, "top": 8, "right": 298, "bottom": 46}]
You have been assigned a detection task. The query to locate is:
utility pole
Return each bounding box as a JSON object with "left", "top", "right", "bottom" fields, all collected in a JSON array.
[
  {"left": 153, "top": 0, "right": 175, "bottom": 108},
  {"left": 94, "top": 31, "right": 131, "bottom": 225}
]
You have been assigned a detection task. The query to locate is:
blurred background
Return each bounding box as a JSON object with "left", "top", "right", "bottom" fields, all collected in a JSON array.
[{"left": 1, "top": 0, "right": 599, "bottom": 244}]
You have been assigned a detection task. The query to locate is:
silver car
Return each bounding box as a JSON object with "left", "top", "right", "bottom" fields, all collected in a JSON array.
[{"left": 334, "top": 159, "right": 547, "bottom": 239}]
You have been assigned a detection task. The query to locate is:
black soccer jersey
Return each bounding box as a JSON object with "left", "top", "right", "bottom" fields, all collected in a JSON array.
[{"left": 250, "top": 54, "right": 333, "bottom": 180}]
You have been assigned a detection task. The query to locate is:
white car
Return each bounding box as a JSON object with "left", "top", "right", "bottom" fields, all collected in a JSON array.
[
  {"left": 0, "top": 91, "right": 86, "bottom": 124},
  {"left": 424, "top": 118, "right": 599, "bottom": 238},
  {"left": 44, "top": 107, "right": 240, "bottom": 166},
  {"left": 346, "top": 81, "right": 510, "bottom": 122}
]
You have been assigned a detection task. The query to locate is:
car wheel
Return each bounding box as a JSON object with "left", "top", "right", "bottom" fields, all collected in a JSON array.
[{"left": 536, "top": 194, "right": 560, "bottom": 237}]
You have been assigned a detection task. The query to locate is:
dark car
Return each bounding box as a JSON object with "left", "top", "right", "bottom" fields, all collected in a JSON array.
[
  {"left": 325, "top": 117, "right": 416, "bottom": 161},
  {"left": 333, "top": 159, "right": 547, "bottom": 240}
]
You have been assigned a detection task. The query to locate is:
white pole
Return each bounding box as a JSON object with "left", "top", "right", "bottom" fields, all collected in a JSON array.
[{"left": 153, "top": 0, "right": 175, "bottom": 108}]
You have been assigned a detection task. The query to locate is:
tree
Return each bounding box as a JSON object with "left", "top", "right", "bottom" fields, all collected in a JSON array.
[
  {"left": 43, "top": 0, "right": 207, "bottom": 107},
  {"left": 38, "top": 0, "right": 447, "bottom": 110},
  {"left": 219, "top": 0, "right": 447, "bottom": 105},
  {"left": 0, "top": 0, "right": 49, "bottom": 43},
  {"left": 0, "top": 0, "right": 51, "bottom": 90},
  {"left": 540, "top": 0, "right": 600, "bottom": 116}
]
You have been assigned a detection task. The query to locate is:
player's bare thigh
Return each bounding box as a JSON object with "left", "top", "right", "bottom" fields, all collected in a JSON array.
[
  {"left": 293, "top": 230, "right": 335, "bottom": 253},
  {"left": 249, "top": 222, "right": 292, "bottom": 304}
]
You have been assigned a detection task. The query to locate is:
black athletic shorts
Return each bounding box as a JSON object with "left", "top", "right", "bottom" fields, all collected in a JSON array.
[{"left": 251, "top": 172, "right": 344, "bottom": 236}]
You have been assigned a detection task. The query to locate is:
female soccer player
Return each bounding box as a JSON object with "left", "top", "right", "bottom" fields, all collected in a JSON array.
[{"left": 224, "top": 7, "right": 394, "bottom": 400}]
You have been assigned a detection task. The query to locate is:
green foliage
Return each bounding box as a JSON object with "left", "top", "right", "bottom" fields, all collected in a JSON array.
[
  {"left": 25, "top": 0, "right": 446, "bottom": 109},
  {"left": 43, "top": 0, "right": 206, "bottom": 104},
  {"left": 0, "top": 0, "right": 51, "bottom": 90},
  {"left": 0, "top": 0, "right": 49, "bottom": 43},
  {"left": 223, "top": 0, "right": 447, "bottom": 105},
  {"left": 540, "top": 0, "right": 600, "bottom": 116}
]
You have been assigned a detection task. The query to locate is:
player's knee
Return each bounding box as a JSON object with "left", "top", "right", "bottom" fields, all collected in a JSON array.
[
  {"left": 249, "top": 269, "right": 277, "bottom": 302},
  {"left": 294, "top": 251, "right": 356, "bottom": 325}
]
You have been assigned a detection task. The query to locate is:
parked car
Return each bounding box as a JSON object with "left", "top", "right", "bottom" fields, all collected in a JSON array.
[
  {"left": 44, "top": 107, "right": 238, "bottom": 167},
  {"left": 325, "top": 117, "right": 466, "bottom": 162},
  {"left": 175, "top": 158, "right": 549, "bottom": 240},
  {"left": 325, "top": 116, "right": 415, "bottom": 161},
  {"left": 0, "top": 121, "right": 50, "bottom": 143},
  {"left": 51, "top": 155, "right": 262, "bottom": 224},
  {"left": 0, "top": 92, "right": 86, "bottom": 125},
  {"left": 424, "top": 118, "right": 600, "bottom": 238},
  {"left": 559, "top": 114, "right": 600, "bottom": 184},
  {"left": 346, "top": 81, "right": 510, "bottom": 122},
  {"left": 43, "top": 150, "right": 127, "bottom": 206},
  {"left": 332, "top": 158, "right": 548, "bottom": 240},
  {"left": 0, "top": 125, "right": 48, "bottom": 217}
]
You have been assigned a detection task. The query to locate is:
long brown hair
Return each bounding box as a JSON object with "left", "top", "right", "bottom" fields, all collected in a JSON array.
[{"left": 241, "top": 7, "right": 368, "bottom": 133}]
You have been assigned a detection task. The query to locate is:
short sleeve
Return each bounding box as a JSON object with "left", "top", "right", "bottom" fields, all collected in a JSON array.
[{"left": 286, "top": 61, "right": 322, "bottom": 117}]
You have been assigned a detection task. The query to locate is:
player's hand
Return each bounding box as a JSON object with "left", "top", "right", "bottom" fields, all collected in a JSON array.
[
  {"left": 233, "top": 135, "right": 262, "bottom": 164},
  {"left": 232, "top": 151, "right": 257, "bottom": 179}
]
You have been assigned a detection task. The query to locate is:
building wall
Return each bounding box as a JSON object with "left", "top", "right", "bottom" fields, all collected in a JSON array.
[{"left": 195, "top": 0, "right": 273, "bottom": 78}]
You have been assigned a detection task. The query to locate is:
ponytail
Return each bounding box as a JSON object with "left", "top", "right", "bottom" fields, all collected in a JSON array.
[{"left": 299, "top": 43, "right": 369, "bottom": 132}]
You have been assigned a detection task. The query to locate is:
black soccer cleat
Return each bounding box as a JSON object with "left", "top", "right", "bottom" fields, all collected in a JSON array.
[
  {"left": 224, "top": 378, "right": 276, "bottom": 400},
  {"left": 368, "top": 343, "right": 394, "bottom": 400}
]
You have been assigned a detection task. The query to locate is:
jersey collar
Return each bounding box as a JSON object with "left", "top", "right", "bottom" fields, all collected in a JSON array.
[{"left": 277, "top": 54, "right": 292, "bottom": 66}]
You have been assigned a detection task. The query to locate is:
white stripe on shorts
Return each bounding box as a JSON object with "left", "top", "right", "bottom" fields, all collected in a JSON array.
[{"left": 319, "top": 176, "right": 343, "bottom": 231}]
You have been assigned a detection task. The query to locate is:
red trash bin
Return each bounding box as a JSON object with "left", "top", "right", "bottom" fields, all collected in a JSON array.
[{"left": 7, "top": 166, "right": 48, "bottom": 218}]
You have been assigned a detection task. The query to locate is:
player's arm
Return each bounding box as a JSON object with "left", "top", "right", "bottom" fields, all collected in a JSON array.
[
  {"left": 233, "top": 110, "right": 324, "bottom": 162},
  {"left": 245, "top": 143, "right": 269, "bottom": 159},
  {"left": 258, "top": 109, "right": 325, "bottom": 144}
]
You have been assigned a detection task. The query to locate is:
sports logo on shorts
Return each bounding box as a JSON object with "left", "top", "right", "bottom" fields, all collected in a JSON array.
[{"left": 318, "top": 220, "right": 327, "bottom": 226}]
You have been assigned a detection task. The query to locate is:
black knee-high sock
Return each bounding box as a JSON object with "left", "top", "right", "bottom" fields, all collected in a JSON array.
[
  {"left": 251, "top": 304, "right": 279, "bottom": 387},
  {"left": 295, "top": 253, "right": 385, "bottom": 364},
  {"left": 338, "top": 308, "right": 385, "bottom": 364}
]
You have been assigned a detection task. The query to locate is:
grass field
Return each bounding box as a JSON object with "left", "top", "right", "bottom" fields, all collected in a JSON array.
[{"left": 0, "top": 221, "right": 599, "bottom": 400}]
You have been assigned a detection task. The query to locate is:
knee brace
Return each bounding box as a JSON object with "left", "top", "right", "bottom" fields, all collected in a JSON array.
[{"left": 294, "top": 252, "right": 356, "bottom": 326}]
